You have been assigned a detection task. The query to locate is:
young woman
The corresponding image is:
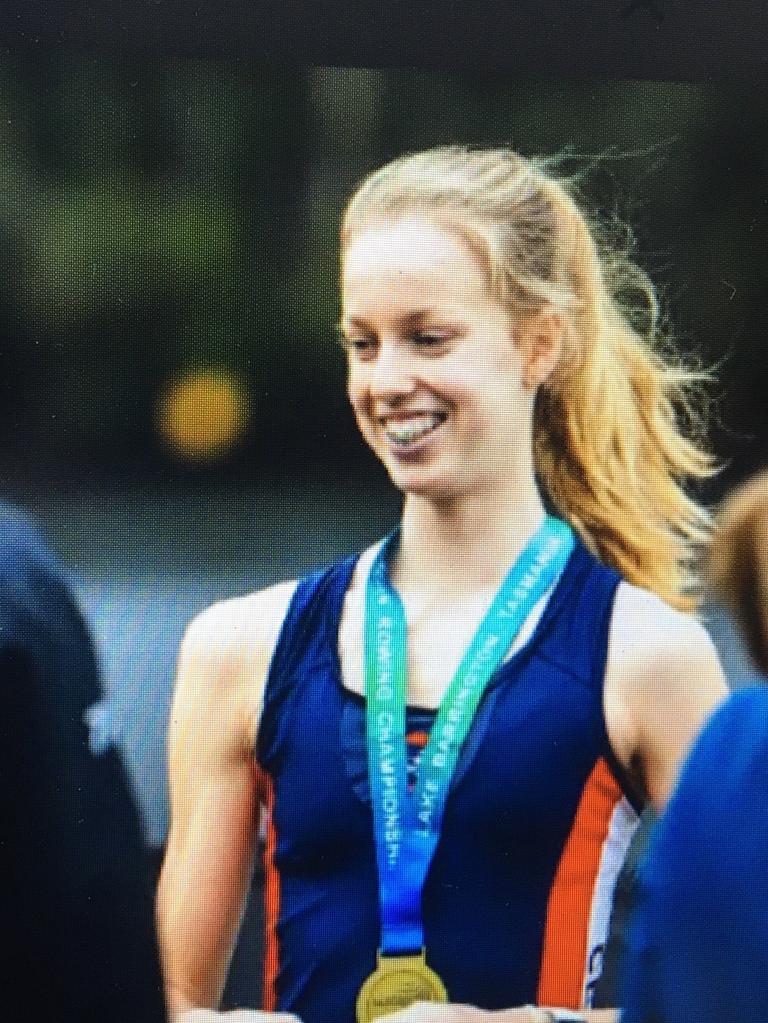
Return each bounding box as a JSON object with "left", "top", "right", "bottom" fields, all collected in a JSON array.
[{"left": 156, "top": 145, "right": 727, "bottom": 1023}]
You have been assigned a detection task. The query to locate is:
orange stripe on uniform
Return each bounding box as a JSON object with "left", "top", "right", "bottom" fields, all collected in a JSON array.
[
  {"left": 406, "top": 731, "right": 430, "bottom": 749},
  {"left": 536, "top": 757, "right": 623, "bottom": 1009},
  {"left": 255, "top": 766, "right": 281, "bottom": 1012}
]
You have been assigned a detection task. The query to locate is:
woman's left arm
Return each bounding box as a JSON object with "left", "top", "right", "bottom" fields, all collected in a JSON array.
[{"left": 603, "top": 583, "right": 729, "bottom": 811}]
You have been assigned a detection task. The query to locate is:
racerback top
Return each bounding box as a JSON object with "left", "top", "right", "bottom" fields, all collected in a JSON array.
[{"left": 255, "top": 542, "right": 639, "bottom": 1023}]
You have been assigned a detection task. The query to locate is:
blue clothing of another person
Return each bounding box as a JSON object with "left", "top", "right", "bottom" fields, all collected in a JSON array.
[
  {"left": 0, "top": 505, "right": 166, "bottom": 1022},
  {"left": 622, "top": 685, "right": 768, "bottom": 1023}
]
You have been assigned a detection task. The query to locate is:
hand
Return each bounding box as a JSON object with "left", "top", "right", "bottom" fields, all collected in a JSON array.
[
  {"left": 379, "top": 1003, "right": 542, "bottom": 1023},
  {"left": 176, "top": 1010, "right": 301, "bottom": 1023}
]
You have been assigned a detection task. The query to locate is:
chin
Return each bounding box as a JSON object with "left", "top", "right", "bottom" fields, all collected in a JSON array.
[
  {"left": 385, "top": 464, "right": 462, "bottom": 502},
  {"left": 370, "top": 441, "right": 465, "bottom": 500}
]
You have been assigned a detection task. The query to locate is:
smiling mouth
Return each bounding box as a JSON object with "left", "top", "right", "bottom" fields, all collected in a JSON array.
[{"left": 381, "top": 413, "right": 447, "bottom": 446}]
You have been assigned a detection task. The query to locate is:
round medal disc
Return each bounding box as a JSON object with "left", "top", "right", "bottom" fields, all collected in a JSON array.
[{"left": 356, "top": 951, "right": 448, "bottom": 1023}]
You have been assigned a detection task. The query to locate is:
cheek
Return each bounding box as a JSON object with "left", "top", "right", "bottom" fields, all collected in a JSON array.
[
  {"left": 456, "top": 370, "right": 522, "bottom": 438},
  {"left": 345, "top": 365, "right": 363, "bottom": 409},
  {"left": 444, "top": 366, "right": 495, "bottom": 415},
  {"left": 490, "top": 340, "right": 524, "bottom": 379},
  {"left": 346, "top": 371, "right": 375, "bottom": 432}
]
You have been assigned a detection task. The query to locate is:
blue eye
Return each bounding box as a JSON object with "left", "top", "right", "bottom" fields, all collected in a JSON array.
[
  {"left": 340, "top": 335, "right": 377, "bottom": 358},
  {"left": 412, "top": 333, "right": 448, "bottom": 349}
]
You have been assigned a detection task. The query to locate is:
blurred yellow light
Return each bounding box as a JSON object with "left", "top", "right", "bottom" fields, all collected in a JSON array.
[{"left": 156, "top": 367, "right": 250, "bottom": 460}]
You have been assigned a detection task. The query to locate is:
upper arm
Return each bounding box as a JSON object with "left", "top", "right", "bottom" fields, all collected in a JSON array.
[
  {"left": 604, "top": 584, "right": 728, "bottom": 812},
  {"left": 157, "top": 582, "right": 296, "bottom": 1011}
]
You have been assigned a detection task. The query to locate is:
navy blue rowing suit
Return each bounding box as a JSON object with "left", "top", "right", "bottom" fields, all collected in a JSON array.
[{"left": 255, "top": 543, "right": 640, "bottom": 1023}]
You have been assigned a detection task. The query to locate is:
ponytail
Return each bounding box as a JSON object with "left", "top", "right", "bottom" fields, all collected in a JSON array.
[{"left": 532, "top": 176, "right": 714, "bottom": 608}]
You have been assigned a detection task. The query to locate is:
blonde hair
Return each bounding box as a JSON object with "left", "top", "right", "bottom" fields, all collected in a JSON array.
[
  {"left": 341, "top": 145, "right": 716, "bottom": 609},
  {"left": 708, "top": 472, "right": 768, "bottom": 674}
]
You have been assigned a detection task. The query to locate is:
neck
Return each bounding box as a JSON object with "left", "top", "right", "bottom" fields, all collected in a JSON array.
[{"left": 393, "top": 482, "right": 548, "bottom": 598}]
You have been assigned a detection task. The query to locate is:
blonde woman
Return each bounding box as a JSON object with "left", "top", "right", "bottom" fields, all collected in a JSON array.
[{"left": 157, "top": 146, "right": 726, "bottom": 1023}]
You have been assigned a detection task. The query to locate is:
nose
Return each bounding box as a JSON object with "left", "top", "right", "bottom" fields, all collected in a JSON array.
[{"left": 360, "top": 341, "right": 417, "bottom": 402}]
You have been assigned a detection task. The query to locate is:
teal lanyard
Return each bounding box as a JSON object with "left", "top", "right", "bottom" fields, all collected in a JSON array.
[{"left": 364, "top": 515, "right": 575, "bottom": 955}]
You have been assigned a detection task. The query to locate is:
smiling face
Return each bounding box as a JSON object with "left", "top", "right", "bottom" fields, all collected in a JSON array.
[{"left": 341, "top": 216, "right": 539, "bottom": 503}]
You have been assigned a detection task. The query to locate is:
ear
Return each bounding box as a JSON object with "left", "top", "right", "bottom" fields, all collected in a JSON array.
[{"left": 517, "top": 308, "right": 564, "bottom": 391}]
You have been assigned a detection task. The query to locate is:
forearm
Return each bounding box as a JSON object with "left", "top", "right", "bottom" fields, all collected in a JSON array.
[
  {"left": 165, "top": 983, "right": 213, "bottom": 1020},
  {"left": 157, "top": 904, "right": 232, "bottom": 1014},
  {"left": 514, "top": 1007, "right": 618, "bottom": 1023},
  {"left": 156, "top": 849, "right": 248, "bottom": 1014},
  {"left": 158, "top": 917, "right": 235, "bottom": 1015},
  {"left": 157, "top": 768, "right": 260, "bottom": 1011}
]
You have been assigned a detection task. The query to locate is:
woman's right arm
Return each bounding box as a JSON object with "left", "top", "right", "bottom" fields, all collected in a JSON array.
[{"left": 156, "top": 586, "right": 297, "bottom": 1020}]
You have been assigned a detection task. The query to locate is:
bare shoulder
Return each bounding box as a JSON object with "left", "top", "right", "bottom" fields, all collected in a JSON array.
[
  {"left": 607, "top": 582, "right": 725, "bottom": 689},
  {"left": 172, "top": 579, "right": 300, "bottom": 754},
  {"left": 605, "top": 582, "right": 728, "bottom": 808},
  {"left": 179, "top": 579, "right": 300, "bottom": 668}
]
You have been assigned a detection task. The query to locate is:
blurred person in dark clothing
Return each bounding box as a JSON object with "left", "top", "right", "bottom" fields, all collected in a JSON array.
[
  {"left": 622, "top": 471, "right": 768, "bottom": 1023},
  {"left": 0, "top": 503, "right": 166, "bottom": 1022}
]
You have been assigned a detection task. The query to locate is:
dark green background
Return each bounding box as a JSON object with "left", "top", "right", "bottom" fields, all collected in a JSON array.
[{"left": 0, "top": 63, "right": 765, "bottom": 494}]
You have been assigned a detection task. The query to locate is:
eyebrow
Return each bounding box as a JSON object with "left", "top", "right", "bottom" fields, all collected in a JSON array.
[{"left": 337, "top": 309, "right": 440, "bottom": 334}]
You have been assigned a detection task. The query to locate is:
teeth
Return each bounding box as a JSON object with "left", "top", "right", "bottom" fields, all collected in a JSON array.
[{"left": 384, "top": 414, "right": 443, "bottom": 445}]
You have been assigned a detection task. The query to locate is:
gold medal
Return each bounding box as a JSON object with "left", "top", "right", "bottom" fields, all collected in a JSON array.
[{"left": 356, "top": 949, "right": 448, "bottom": 1023}]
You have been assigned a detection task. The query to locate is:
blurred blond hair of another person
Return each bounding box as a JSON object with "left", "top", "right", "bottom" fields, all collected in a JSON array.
[{"left": 708, "top": 470, "right": 768, "bottom": 675}]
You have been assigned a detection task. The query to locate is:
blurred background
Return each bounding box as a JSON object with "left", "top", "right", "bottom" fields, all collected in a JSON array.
[{"left": 1, "top": 61, "right": 766, "bottom": 1005}]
